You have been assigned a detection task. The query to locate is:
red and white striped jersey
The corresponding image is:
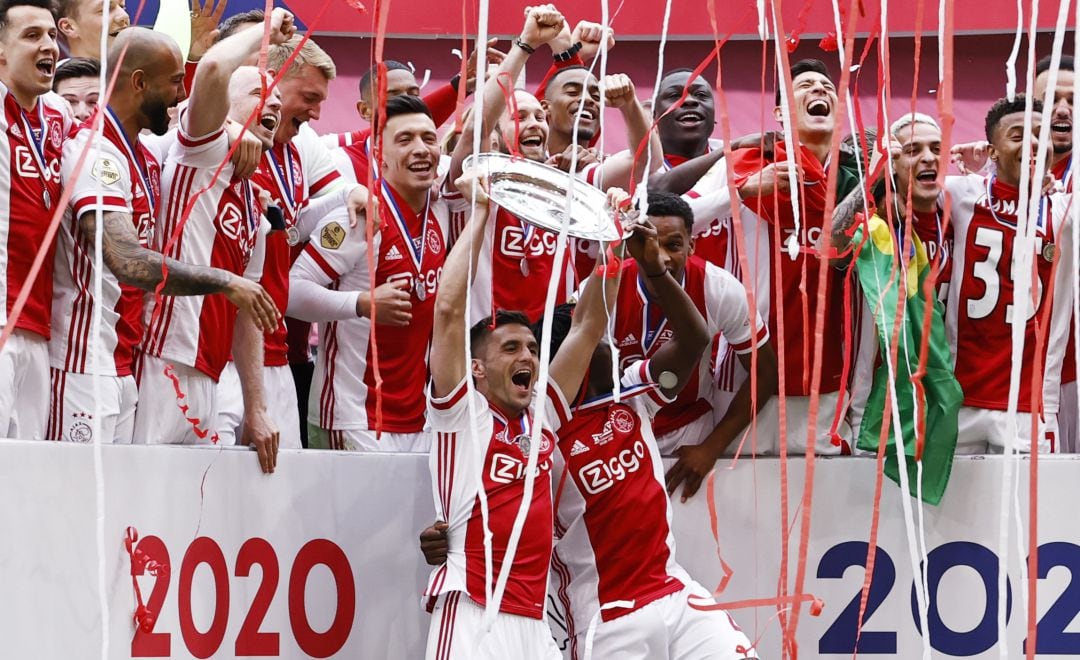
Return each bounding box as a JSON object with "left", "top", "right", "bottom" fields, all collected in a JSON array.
[
  {"left": 691, "top": 146, "right": 851, "bottom": 395},
  {"left": 292, "top": 182, "right": 452, "bottom": 433},
  {"left": 671, "top": 139, "right": 732, "bottom": 269},
  {"left": 442, "top": 187, "right": 576, "bottom": 324},
  {"left": 609, "top": 257, "right": 768, "bottom": 437},
  {"left": 945, "top": 174, "right": 1074, "bottom": 414},
  {"left": 140, "top": 123, "right": 268, "bottom": 381},
  {"left": 550, "top": 360, "right": 690, "bottom": 636},
  {"left": 0, "top": 84, "right": 73, "bottom": 338},
  {"left": 51, "top": 109, "right": 160, "bottom": 376},
  {"left": 425, "top": 378, "right": 572, "bottom": 619},
  {"left": 251, "top": 123, "right": 342, "bottom": 367}
]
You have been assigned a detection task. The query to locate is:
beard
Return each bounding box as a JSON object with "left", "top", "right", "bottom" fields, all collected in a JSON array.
[{"left": 140, "top": 93, "right": 172, "bottom": 136}]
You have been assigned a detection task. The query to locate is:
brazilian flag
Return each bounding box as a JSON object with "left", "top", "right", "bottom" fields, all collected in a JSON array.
[{"left": 852, "top": 214, "right": 962, "bottom": 505}]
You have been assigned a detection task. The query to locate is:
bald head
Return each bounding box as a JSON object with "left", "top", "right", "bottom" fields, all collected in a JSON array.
[{"left": 106, "top": 27, "right": 185, "bottom": 135}]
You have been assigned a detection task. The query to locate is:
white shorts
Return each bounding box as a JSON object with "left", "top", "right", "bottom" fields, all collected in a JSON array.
[
  {"left": 133, "top": 354, "right": 218, "bottom": 445},
  {"left": 215, "top": 362, "right": 243, "bottom": 446},
  {"left": 956, "top": 406, "right": 1057, "bottom": 454},
  {"left": 425, "top": 592, "right": 561, "bottom": 660},
  {"left": 264, "top": 364, "right": 301, "bottom": 449},
  {"left": 720, "top": 392, "right": 850, "bottom": 456},
  {"left": 308, "top": 424, "right": 432, "bottom": 452},
  {"left": 577, "top": 582, "right": 757, "bottom": 660},
  {"left": 1058, "top": 381, "right": 1077, "bottom": 453},
  {"left": 48, "top": 369, "right": 137, "bottom": 444},
  {"left": 0, "top": 329, "right": 48, "bottom": 440},
  {"left": 655, "top": 413, "right": 717, "bottom": 456}
]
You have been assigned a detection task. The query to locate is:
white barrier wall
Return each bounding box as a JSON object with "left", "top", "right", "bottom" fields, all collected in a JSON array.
[{"left": 0, "top": 441, "right": 1077, "bottom": 659}]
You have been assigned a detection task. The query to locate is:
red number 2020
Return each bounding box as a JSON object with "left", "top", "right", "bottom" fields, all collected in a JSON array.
[{"left": 130, "top": 536, "right": 355, "bottom": 658}]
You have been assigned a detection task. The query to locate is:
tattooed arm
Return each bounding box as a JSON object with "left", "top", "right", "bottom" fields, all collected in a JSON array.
[{"left": 80, "top": 211, "right": 281, "bottom": 331}]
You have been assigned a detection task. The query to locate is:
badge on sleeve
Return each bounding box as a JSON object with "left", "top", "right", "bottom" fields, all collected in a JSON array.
[
  {"left": 320, "top": 222, "right": 346, "bottom": 250},
  {"left": 91, "top": 157, "right": 121, "bottom": 185}
]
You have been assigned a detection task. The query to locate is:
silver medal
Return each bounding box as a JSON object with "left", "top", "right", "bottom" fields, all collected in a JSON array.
[
  {"left": 286, "top": 226, "right": 300, "bottom": 246},
  {"left": 1043, "top": 241, "right": 1056, "bottom": 263},
  {"left": 519, "top": 257, "right": 530, "bottom": 277},
  {"left": 414, "top": 279, "right": 427, "bottom": 301},
  {"left": 516, "top": 433, "right": 530, "bottom": 455},
  {"left": 42, "top": 189, "right": 52, "bottom": 208}
]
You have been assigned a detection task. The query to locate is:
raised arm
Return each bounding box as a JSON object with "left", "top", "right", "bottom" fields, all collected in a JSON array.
[
  {"left": 448, "top": 4, "right": 565, "bottom": 184},
  {"left": 80, "top": 211, "right": 280, "bottom": 332},
  {"left": 626, "top": 220, "right": 710, "bottom": 397},
  {"left": 185, "top": 7, "right": 295, "bottom": 138},
  {"left": 588, "top": 74, "right": 663, "bottom": 191},
  {"left": 429, "top": 172, "right": 494, "bottom": 397}
]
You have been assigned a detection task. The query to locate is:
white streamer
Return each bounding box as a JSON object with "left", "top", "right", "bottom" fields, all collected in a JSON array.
[
  {"left": 93, "top": 1, "right": 111, "bottom": 657},
  {"left": 768, "top": 1, "right": 803, "bottom": 260},
  {"left": 1073, "top": 0, "right": 1080, "bottom": 450},
  {"left": 1003, "top": 0, "right": 1023, "bottom": 99}
]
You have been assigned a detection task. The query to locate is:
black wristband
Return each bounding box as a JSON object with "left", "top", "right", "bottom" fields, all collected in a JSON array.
[
  {"left": 553, "top": 41, "right": 582, "bottom": 62},
  {"left": 264, "top": 206, "right": 286, "bottom": 232},
  {"left": 449, "top": 74, "right": 461, "bottom": 92},
  {"left": 514, "top": 38, "right": 536, "bottom": 55}
]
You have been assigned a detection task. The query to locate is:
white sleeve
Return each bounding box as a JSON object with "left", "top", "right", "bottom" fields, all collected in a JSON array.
[
  {"left": 64, "top": 131, "right": 132, "bottom": 217},
  {"left": 298, "top": 123, "right": 345, "bottom": 198},
  {"left": 295, "top": 183, "right": 358, "bottom": 243},
  {"left": 620, "top": 359, "right": 675, "bottom": 419},
  {"left": 1043, "top": 193, "right": 1075, "bottom": 416},
  {"left": 704, "top": 263, "right": 770, "bottom": 353},
  {"left": 286, "top": 206, "right": 369, "bottom": 322},
  {"left": 684, "top": 157, "right": 732, "bottom": 235}
]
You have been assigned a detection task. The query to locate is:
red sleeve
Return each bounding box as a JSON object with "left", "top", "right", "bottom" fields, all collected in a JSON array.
[
  {"left": 183, "top": 60, "right": 198, "bottom": 95},
  {"left": 422, "top": 82, "right": 459, "bottom": 128},
  {"left": 533, "top": 54, "right": 586, "bottom": 101}
]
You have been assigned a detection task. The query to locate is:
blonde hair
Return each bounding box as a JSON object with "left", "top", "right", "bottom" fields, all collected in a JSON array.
[
  {"left": 890, "top": 112, "right": 939, "bottom": 137},
  {"left": 267, "top": 35, "right": 336, "bottom": 80}
]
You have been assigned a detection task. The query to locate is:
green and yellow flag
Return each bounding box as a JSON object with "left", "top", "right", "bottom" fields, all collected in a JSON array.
[{"left": 852, "top": 213, "right": 963, "bottom": 505}]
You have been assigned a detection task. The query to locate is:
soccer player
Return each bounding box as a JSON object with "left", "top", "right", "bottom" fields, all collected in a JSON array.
[
  {"left": 943, "top": 96, "right": 1073, "bottom": 453},
  {"left": 289, "top": 95, "right": 453, "bottom": 452},
  {"left": 422, "top": 173, "right": 623, "bottom": 660},
  {"left": 52, "top": 55, "right": 96, "bottom": 122},
  {"left": 246, "top": 35, "right": 366, "bottom": 448},
  {"left": 132, "top": 10, "right": 295, "bottom": 473},
  {"left": 56, "top": 0, "right": 127, "bottom": 60},
  {"left": 0, "top": 0, "right": 74, "bottom": 440},
  {"left": 1033, "top": 55, "right": 1077, "bottom": 452},
  {"left": 49, "top": 27, "right": 278, "bottom": 445},
  {"left": 679, "top": 59, "right": 859, "bottom": 455},
  {"left": 445, "top": 4, "right": 577, "bottom": 324},
  {"left": 604, "top": 193, "right": 777, "bottom": 501},
  {"left": 542, "top": 66, "right": 661, "bottom": 192}
]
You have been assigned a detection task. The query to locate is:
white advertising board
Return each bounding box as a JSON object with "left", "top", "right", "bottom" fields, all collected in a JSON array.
[{"left": 0, "top": 441, "right": 1077, "bottom": 658}]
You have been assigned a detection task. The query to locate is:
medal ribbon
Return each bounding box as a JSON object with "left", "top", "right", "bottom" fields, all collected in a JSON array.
[
  {"left": 266, "top": 143, "right": 298, "bottom": 218},
  {"left": 986, "top": 174, "right": 1048, "bottom": 236},
  {"left": 18, "top": 101, "right": 51, "bottom": 194},
  {"left": 380, "top": 179, "right": 431, "bottom": 276},
  {"left": 105, "top": 107, "right": 156, "bottom": 215},
  {"left": 637, "top": 274, "right": 668, "bottom": 354}
]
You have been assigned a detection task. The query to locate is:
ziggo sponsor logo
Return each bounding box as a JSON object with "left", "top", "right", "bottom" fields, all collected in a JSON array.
[{"left": 127, "top": 534, "right": 354, "bottom": 658}]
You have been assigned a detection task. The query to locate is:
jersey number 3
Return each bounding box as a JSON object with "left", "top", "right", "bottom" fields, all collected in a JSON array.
[{"left": 965, "top": 226, "right": 1044, "bottom": 323}]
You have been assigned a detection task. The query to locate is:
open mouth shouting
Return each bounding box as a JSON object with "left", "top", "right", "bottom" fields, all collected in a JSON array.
[
  {"left": 406, "top": 158, "right": 435, "bottom": 177},
  {"left": 914, "top": 168, "right": 939, "bottom": 187},
  {"left": 35, "top": 56, "right": 55, "bottom": 79},
  {"left": 806, "top": 98, "right": 831, "bottom": 117},
  {"left": 518, "top": 130, "right": 546, "bottom": 156},
  {"left": 510, "top": 367, "right": 533, "bottom": 396},
  {"left": 259, "top": 112, "right": 279, "bottom": 132}
]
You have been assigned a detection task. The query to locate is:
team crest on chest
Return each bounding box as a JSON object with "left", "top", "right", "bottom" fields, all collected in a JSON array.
[
  {"left": 426, "top": 227, "right": 442, "bottom": 254},
  {"left": 321, "top": 222, "right": 346, "bottom": 250},
  {"left": 9, "top": 122, "right": 20, "bottom": 139},
  {"left": 49, "top": 120, "right": 61, "bottom": 149}
]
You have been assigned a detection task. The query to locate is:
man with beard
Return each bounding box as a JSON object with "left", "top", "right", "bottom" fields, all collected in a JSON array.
[
  {"left": 244, "top": 35, "right": 367, "bottom": 449},
  {"left": 288, "top": 95, "right": 453, "bottom": 453},
  {"left": 56, "top": 0, "right": 127, "bottom": 60},
  {"left": 49, "top": 27, "right": 278, "bottom": 445},
  {"left": 678, "top": 59, "right": 859, "bottom": 455},
  {"left": 132, "top": 11, "right": 294, "bottom": 473},
  {"left": 445, "top": 4, "right": 574, "bottom": 324},
  {"left": 943, "top": 96, "right": 1073, "bottom": 453},
  {"left": 0, "top": 0, "right": 76, "bottom": 440}
]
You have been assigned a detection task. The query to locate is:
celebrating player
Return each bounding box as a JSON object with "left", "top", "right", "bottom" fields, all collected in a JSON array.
[
  {"left": 289, "top": 95, "right": 452, "bottom": 452},
  {"left": 132, "top": 10, "right": 295, "bottom": 474},
  {"left": 0, "top": 0, "right": 74, "bottom": 441},
  {"left": 943, "top": 96, "right": 1073, "bottom": 453},
  {"left": 49, "top": 27, "right": 277, "bottom": 444},
  {"left": 56, "top": 0, "right": 128, "bottom": 60},
  {"left": 445, "top": 3, "right": 576, "bottom": 323},
  {"left": 52, "top": 55, "right": 96, "bottom": 122}
]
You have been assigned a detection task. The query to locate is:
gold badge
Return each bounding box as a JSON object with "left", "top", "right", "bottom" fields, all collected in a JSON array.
[
  {"left": 91, "top": 157, "right": 121, "bottom": 185},
  {"left": 320, "top": 222, "right": 346, "bottom": 250}
]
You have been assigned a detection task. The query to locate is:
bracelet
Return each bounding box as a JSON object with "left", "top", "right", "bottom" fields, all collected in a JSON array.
[
  {"left": 514, "top": 38, "right": 536, "bottom": 55},
  {"left": 594, "top": 254, "right": 622, "bottom": 279},
  {"left": 553, "top": 41, "right": 582, "bottom": 62}
]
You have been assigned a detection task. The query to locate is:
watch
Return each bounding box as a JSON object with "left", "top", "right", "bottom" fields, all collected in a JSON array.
[{"left": 554, "top": 41, "right": 583, "bottom": 62}]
